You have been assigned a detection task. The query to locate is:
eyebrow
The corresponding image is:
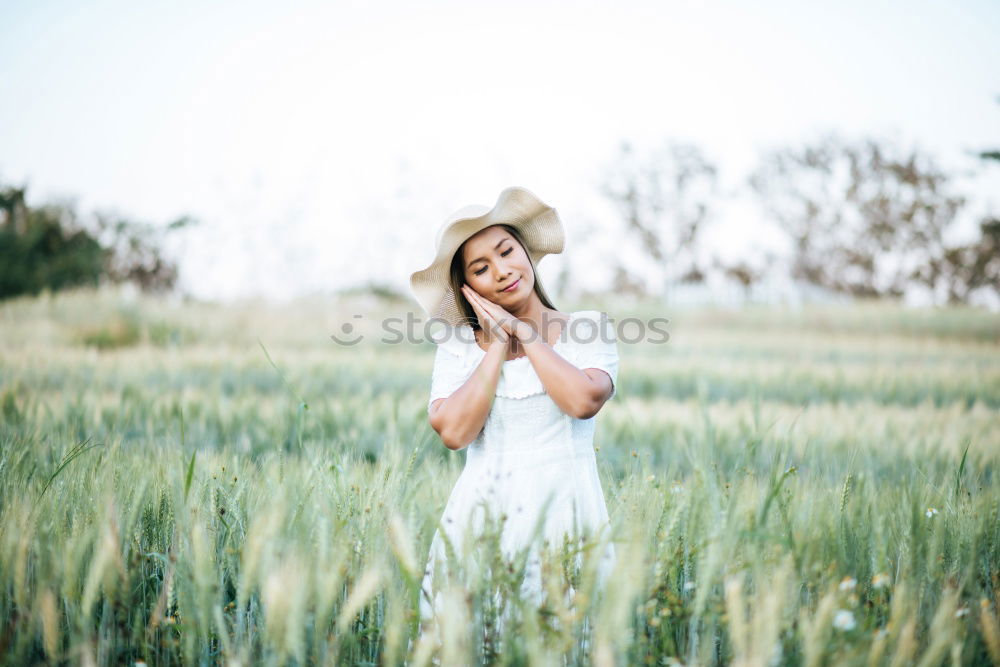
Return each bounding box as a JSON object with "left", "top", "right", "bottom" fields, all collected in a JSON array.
[{"left": 466, "top": 238, "right": 510, "bottom": 269}]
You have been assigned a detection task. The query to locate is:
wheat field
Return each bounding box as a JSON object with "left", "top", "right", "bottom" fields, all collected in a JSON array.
[{"left": 0, "top": 287, "right": 998, "bottom": 666}]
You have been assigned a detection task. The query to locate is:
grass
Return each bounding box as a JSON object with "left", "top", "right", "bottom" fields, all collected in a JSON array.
[{"left": 0, "top": 286, "right": 998, "bottom": 665}]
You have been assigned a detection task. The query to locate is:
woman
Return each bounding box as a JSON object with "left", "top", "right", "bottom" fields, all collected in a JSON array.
[{"left": 409, "top": 186, "right": 618, "bottom": 627}]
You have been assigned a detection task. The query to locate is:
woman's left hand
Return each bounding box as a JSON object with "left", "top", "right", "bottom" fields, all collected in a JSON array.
[{"left": 461, "top": 285, "right": 532, "bottom": 340}]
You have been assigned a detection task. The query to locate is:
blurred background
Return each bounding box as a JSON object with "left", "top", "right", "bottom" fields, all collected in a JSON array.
[{"left": 2, "top": 0, "right": 998, "bottom": 310}]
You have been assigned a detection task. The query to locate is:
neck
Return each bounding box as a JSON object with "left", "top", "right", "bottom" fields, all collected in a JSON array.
[{"left": 506, "top": 293, "right": 554, "bottom": 333}]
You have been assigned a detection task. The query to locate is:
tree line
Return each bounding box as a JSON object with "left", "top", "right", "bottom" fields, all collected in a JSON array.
[
  {"left": 602, "top": 129, "right": 999, "bottom": 305},
  {"left": 0, "top": 185, "right": 194, "bottom": 300},
  {"left": 2, "top": 120, "right": 997, "bottom": 306}
]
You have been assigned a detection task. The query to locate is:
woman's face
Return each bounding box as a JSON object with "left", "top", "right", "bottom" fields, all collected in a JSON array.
[{"left": 461, "top": 226, "right": 534, "bottom": 304}]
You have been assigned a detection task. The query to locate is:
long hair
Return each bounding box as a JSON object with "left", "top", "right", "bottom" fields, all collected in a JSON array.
[{"left": 449, "top": 224, "right": 558, "bottom": 331}]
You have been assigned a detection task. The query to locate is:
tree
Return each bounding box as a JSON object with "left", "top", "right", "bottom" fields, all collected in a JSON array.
[
  {"left": 93, "top": 212, "right": 195, "bottom": 292},
  {"left": 939, "top": 110, "right": 1000, "bottom": 303},
  {"left": 601, "top": 141, "right": 718, "bottom": 293},
  {"left": 0, "top": 181, "right": 194, "bottom": 300},
  {"left": 919, "top": 218, "right": 999, "bottom": 303},
  {"left": 0, "top": 186, "right": 104, "bottom": 298},
  {"left": 714, "top": 255, "right": 773, "bottom": 301},
  {"left": 749, "top": 135, "right": 967, "bottom": 299}
]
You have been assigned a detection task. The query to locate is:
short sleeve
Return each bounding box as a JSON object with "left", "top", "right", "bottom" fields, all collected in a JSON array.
[
  {"left": 427, "top": 335, "right": 473, "bottom": 413},
  {"left": 571, "top": 311, "right": 619, "bottom": 400}
]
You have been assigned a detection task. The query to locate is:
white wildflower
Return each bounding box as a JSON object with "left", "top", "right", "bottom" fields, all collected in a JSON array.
[
  {"left": 925, "top": 507, "right": 939, "bottom": 518},
  {"left": 833, "top": 609, "right": 856, "bottom": 631},
  {"left": 670, "top": 481, "right": 684, "bottom": 494},
  {"left": 838, "top": 576, "right": 857, "bottom": 592},
  {"left": 683, "top": 581, "right": 696, "bottom": 591},
  {"left": 956, "top": 606, "right": 969, "bottom": 618}
]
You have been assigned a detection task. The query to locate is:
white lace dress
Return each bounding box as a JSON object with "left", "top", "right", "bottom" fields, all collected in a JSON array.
[{"left": 419, "top": 310, "right": 618, "bottom": 622}]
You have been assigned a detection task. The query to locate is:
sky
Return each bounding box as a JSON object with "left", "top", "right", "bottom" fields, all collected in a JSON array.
[{"left": 1, "top": 0, "right": 998, "bottom": 302}]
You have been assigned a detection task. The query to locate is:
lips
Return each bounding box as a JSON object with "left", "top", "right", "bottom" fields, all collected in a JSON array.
[{"left": 499, "top": 278, "right": 520, "bottom": 293}]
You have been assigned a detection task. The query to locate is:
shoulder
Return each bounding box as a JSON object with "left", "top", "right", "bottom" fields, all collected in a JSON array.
[
  {"left": 563, "top": 311, "right": 618, "bottom": 368},
  {"left": 567, "top": 310, "right": 614, "bottom": 337},
  {"left": 432, "top": 323, "right": 476, "bottom": 360}
]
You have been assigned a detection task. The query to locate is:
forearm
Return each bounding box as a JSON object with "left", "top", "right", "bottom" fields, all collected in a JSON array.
[
  {"left": 431, "top": 343, "right": 505, "bottom": 450},
  {"left": 519, "top": 335, "right": 603, "bottom": 418}
]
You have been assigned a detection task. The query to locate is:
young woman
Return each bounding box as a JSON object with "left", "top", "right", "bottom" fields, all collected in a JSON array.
[{"left": 409, "top": 186, "right": 619, "bottom": 626}]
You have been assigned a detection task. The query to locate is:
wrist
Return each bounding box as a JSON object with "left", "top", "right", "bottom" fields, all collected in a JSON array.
[
  {"left": 485, "top": 328, "right": 509, "bottom": 348},
  {"left": 512, "top": 321, "right": 534, "bottom": 341},
  {"left": 485, "top": 339, "right": 508, "bottom": 363}
]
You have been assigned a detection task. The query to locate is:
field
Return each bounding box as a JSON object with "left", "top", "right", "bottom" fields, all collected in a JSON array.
[{"left": 1, "top": 287, "right": 998, "bottom": 665}]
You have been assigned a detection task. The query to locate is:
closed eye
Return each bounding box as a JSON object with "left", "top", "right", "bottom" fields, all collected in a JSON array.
[{"left": 473, "top": 247, "right": 513, "bottom": 276}]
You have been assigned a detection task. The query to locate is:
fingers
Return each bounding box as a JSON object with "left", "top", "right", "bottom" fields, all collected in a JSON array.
[
  {"left": 463, "top": 284, "right": 509, "bottom": 322},
  {"left": 462, "top": 285, "right": 492, "bottom": 320},
  {"left": 460, "top": 285, "right": 484, "bottom": 318},
  {"left": 462, "top": 285, "right": 515, "bottom": 344},
  {"left": 463, "top": 284, "right": 496, "bottom": 310},
  {"left": 461, "top": 285, "right": 504, "bottom": 341},
  {"left": 461, "top": 284, "right": 486, "bottom": 309}
]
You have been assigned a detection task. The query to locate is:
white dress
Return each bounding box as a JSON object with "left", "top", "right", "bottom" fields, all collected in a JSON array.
[{"left": 419, "top": 310, "right": 618, "bottom": 623}]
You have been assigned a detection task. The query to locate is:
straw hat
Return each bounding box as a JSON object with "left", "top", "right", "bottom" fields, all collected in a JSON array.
[{"left": 409, "top": 186, "right": 565, "bottom": 327}]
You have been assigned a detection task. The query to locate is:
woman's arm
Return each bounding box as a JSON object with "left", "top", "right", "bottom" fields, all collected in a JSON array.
[
  {"left": 428, "top": 337, "right": 506, "bottom": 451},
  {"left": 458, "top": 287, "right": 614, "bottom": 420},
  {"left": 517, "top": 334, "right": 613, "bottom": 419}
]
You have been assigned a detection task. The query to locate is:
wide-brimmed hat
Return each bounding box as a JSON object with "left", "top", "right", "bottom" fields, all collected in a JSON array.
[{"left": 409, "top": 186, "right": 565, "bottom": 327}]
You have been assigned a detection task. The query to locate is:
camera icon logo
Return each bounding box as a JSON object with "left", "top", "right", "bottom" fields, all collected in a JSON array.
[{"left": 329, "top": 315, "right": 364, "bottom": 346}]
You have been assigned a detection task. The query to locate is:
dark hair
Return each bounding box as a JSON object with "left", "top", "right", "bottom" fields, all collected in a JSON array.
[{"left": 449, "top": 224, "right": 558, "bottom": 331}]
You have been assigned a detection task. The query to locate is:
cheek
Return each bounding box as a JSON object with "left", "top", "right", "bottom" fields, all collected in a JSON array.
[
  {"left": 518, "top": 258, "right": 534, "bottom": 279},
  {"left": 466, "top": 273, "right": 490, "bottom": 295}
]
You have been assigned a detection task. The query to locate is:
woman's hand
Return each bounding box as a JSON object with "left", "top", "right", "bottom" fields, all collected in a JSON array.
[
  {"left": 461, "top": 284, "right": 537, "bottom": 340},
  {"left": 460, "top": 284, "right": 510, "bottom": 345}
]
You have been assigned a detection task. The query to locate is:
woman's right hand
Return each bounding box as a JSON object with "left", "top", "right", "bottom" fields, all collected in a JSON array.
[{"left": 461, "top": 284, "right": 509, "bottom": 346}]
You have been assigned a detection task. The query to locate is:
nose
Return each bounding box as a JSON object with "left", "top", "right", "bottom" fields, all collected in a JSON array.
[{"left": 494, "top": 261, "right": 512, "bottom": 282}]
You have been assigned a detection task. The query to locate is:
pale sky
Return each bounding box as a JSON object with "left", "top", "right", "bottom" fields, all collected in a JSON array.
[{"left": 1, "top": 0, "right": 998, "bottom": 302}]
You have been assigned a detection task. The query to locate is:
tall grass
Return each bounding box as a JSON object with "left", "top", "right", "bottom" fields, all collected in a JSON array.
[{"left": 0, "top": 287, "right": 997, "bottom": 664}]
